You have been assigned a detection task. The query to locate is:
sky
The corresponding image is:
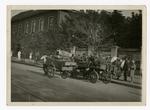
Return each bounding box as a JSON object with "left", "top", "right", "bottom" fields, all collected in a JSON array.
[
  {"left": 11, "top": 10, "right": 24, "bottom": 17},
  {"left": 11, "top": 10, "right": 140, "bottom": 18}
]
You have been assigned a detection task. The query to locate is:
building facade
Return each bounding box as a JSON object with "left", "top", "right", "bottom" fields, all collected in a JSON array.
[
  {"left": 11, "top": 10, "right": 69, "bottom": 58},
  {"left": 11, "top": 10, "right": 141, "bottom": 64}
]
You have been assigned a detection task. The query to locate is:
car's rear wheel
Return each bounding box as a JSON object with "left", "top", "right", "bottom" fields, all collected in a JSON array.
[{"left": 89, "top": 70, "right": 99, "bottom": 83}]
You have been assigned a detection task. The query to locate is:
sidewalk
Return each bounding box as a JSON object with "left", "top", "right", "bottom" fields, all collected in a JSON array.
[
  {"left": 111, "top": 78, "right": 141, "bottom": 89},
  {"left": 11, "top": 57, "right": 142, "bottom": 89},
  {"left": 111, "top": 72, "right": 142, "bottom": 89},
  {"left": 12, "top": 57, "right": 43, "bottom": 68}
]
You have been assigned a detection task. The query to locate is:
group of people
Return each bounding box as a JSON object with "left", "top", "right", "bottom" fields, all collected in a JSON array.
[
  {"left": 16, "top": 50, "right": 40, "bottom": 62},
  {"left": 106, "top": 56, "right": 136, "bottom": 83},
  {"left": 74, "top": 54, "right": 136, "bottom": 83},
  {"left": 121, "top": 56, "right": 136, "bottom": 83}
]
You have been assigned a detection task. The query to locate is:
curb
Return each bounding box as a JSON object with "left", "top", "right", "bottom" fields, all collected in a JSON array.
[
  {"left": 12, "top": 60, "right": 141, "bottom": 89},
  {"left": 111, "top": 79, "right": 141, "bottom": 89},
  {"left": 12, "top": 60, "right": 42, "bottom": 68}
]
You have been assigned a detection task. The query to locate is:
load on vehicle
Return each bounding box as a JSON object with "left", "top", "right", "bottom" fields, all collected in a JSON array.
[{"left": 43, "top": 49, "right": 112, "bottom": 83}]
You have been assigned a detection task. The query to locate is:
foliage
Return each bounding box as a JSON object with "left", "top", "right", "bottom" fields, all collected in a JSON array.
[
  {"left": 11, "top": 10, "right": 142, "bottom": 57},
  {"left": 61, "top": 10, "right": 142, "bottom": 49}
]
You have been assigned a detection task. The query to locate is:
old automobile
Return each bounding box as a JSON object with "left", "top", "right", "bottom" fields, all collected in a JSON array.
[{"left": 44, "top": 50, "right": 111, "bottom": 84}]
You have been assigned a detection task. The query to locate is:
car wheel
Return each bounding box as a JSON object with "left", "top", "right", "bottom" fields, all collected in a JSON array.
[
  {"left": 47, "top": 68, "right": 54, "bottom": 78},
  {"left": 61, "top": 71, "right": 68, "bottom": 79},
  {"left": 89, "top": 70, "right": 99, "bottom": 83}
]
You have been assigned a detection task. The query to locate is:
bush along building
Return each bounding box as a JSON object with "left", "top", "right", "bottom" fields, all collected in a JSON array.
[{"left": 11, "top": 10, "right": 70, "bottom": 58}]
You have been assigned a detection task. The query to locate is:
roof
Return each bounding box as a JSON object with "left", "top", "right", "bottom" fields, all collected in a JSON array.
[
  {"left": 11, "top": 10, "right": 73, "bottom": 22},
  {"left": 11, "top": 10, "right": 60, "bottom": 22}
]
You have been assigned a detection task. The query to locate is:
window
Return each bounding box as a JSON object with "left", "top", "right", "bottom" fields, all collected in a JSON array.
[
  {"left": 25, "top": 22, "right": 29, "bottom": 34},
  {"left": 38, "top": 18, "right": 44, "bottom": 31},
  {"left": 48, "top": 16, "right": 54, "bottom": 30},
  {"left": 11, "top": 25, "right": 16, "bottom": 34},
  {"left": 33, "top": 20, "right": 36, "bottom": 32},
  {"left": 18, "top": 24, "right": 22, "bottom": 34},
  {"left": 31, "top": 20, "right": 36, "bottom": 33},
  {"left": 14, "top": 24, "right": 18, "bottom": 34}
]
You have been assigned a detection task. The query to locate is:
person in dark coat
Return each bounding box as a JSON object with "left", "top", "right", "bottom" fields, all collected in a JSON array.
[{"left": 123, "top": 57, "right": 128, "bottom": 81}]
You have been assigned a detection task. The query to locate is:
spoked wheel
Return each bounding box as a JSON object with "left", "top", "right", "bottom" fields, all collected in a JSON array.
[
  {"left": 47, "top": 68, "right": 55, "bottom": 78},
  {"left": 102, "top": 71, "right": 111, "bottom": 84},
  {"left": 89, "top": 70, "right": 99, "bottom": 83},
  {"left": 61, "top": 71, "right": 68, "bottom": 79}
]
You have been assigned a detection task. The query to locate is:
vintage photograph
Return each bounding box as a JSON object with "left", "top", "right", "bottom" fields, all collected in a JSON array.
[{"left": 8, "top": 6, "right": 146, "bottom": 105}]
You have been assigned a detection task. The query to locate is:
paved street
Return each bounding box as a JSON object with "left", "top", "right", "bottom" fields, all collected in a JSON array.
[{"left": 11, "top": 62, "right": 141, "bottom": 102}]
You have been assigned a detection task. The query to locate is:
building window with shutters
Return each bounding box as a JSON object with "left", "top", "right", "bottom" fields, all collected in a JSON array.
[
  {"left": 38, "top": 18, "right": 44, "bottom": 32},
  {"left": 48, "top": 16, "right": 54, "bottom": 30}
]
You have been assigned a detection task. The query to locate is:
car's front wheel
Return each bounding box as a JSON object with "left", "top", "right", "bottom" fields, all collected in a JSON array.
[
  {"left": 61, "top": 71, "right": 69, "bottom": 79},
  {"left": 47, "top": 68, "right": 55, "bottom": 78}
]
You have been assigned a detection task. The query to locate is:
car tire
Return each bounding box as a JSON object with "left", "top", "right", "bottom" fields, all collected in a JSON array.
[
  {"left": 89, "top": 70, "right": 99, "bottom": 83},
  {"left": 47, "top": 68, "right": 54, "bottom": 78},
  {"left": 61, "top": 71, "right": 68, "bottom": 79}
]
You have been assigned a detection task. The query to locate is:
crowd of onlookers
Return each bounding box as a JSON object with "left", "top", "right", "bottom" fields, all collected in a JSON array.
[{"left": 105, "top": 55, "right": 137, "bottom": 83}]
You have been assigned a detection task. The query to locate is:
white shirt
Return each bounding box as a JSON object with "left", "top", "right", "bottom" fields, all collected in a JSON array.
[
  {"left": 121, "top": 60, "right": 125, "bottom": 69},
  {"left": 41, "top": 55, "right": 47, "bottom": 63}
]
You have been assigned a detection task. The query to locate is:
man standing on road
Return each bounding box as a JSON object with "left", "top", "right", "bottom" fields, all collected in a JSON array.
[
  {"left": 130, "top": 60, "right": 136, "bottom": 83},
  {"left": 17, "top": 51, "right": 21, "bottom": 60},
  {"left": 41, "top": 55, "right": 48, "bottom": 75},
  {"left": 29, "top": 52, "right": 33, "bottom": 60},
  {"left": 121, "top": 56, "right": 128, "bottom": 81}
]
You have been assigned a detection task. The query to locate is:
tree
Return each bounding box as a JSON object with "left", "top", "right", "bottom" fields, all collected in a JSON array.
[
  {"left": 110, "top": 10, "right": 126, "bottom": 45},
  {"left": 129, "top": 11, "right": 142, "bottom": 48},
  {"left": 61, "top": 10, "right": 113, "bottom": 52},
  {"left": 115, "top": 11, "right": 142, "bottom": 48}
]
